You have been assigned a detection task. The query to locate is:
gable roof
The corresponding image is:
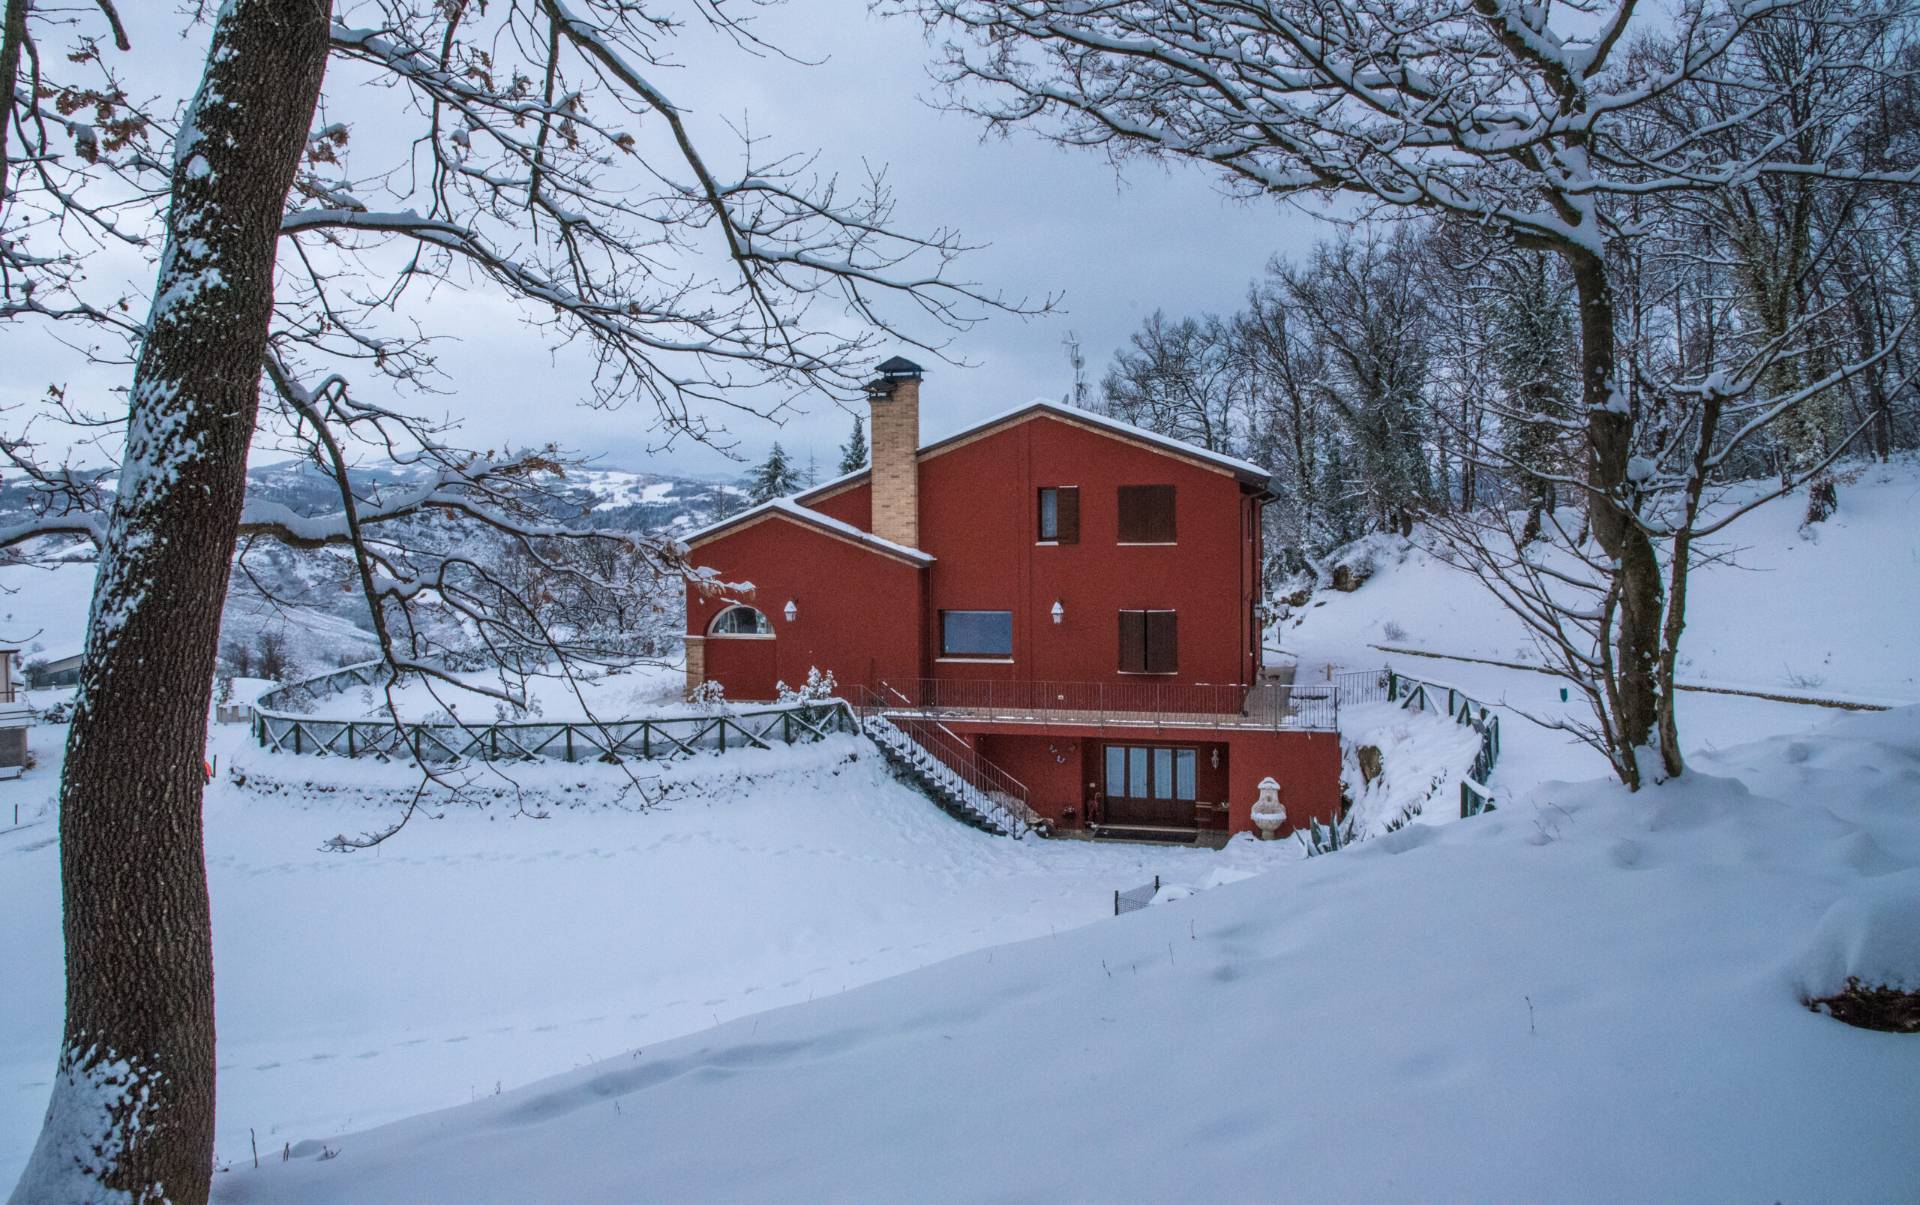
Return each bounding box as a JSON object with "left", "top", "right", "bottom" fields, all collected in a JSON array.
[
  {"left": 798, "top": 399, "right": 1273, "bottom": 505},
  {"left": 679, "top": 497, "right": 934, "bottom": 566}
]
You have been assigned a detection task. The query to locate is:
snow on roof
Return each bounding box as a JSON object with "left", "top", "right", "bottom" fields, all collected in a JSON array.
[
  {"left": 680, "top": 498, "right": 934, "bottom": 564},
  {"left": 798, "top": 399, "right": 1273, "bottom": 503}
]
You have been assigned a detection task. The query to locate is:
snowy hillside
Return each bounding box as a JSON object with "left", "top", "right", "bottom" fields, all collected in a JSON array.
[
  {"left": 1280, "top": 460, "right": 1920, "bottom": 705},
  {"left": 0, "top": 731, "right": 1305, "bottom": 1183},
  {"left": 207, "top": 706, "right": 1920, "bottom": 1203},
  {"left": 4, "top": 460, "right": 1915, "bottom": 1200}
]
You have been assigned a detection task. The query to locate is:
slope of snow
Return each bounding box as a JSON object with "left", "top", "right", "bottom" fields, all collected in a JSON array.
[
  {"left": 210, "top": 705, "right": 1920, "bottom": 1203},
  {"left": 1283, "top": 460, "right": 1920, "bottom": 703},
  {"left": 0, "top": 727, "right": 1318, "bottom": 1184}
]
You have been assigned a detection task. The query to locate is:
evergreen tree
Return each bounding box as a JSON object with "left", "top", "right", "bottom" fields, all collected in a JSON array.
[
  {"left": 838, "top": 416, "right": 869, "bottom": 475},
  {"left": 748, "top": 442, "right": 802, "bottom": 502}
]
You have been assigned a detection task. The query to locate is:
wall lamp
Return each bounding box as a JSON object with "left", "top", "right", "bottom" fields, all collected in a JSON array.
[
  {"left": 783, "top": 600, "right": 798, "bottom": 623},
  {"left": 1050, "top": 599, "right": 1065, "bottom": 625}
]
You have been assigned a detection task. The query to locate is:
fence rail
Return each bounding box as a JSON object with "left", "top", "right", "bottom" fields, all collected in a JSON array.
[
  {"left": 253, "top": 661, "right": 857, "bottom": 764},
  {"left": 1360, "top": 667, "right": 1501, "bottom": 817},
  {"left": 863, "top": 676, "right": 1339, "bottom": 732}
]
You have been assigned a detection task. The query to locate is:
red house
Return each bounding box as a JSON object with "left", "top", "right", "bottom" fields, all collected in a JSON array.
[{"left": 681, "top": 358, "right": 1342, "bottom": 843}]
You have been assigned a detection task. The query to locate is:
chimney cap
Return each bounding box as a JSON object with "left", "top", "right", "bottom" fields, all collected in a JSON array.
[{"left": 874, "top": 355, "right": 924, "bottom": 380}]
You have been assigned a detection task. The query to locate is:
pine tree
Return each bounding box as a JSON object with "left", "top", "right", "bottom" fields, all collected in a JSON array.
[
  {"left": 838, "top": 415, "right": 868, "bottom": 475},
  {"left": 748, "top": 441, "right": 801, "bottom": 502}
]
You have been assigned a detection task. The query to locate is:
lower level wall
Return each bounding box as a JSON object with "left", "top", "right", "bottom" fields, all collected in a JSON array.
[{"left": 955, "top": 722, "right": 1342, "bottom": 837}]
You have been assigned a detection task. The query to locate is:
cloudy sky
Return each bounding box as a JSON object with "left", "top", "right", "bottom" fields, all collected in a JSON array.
[{"left": 9, "top": 2, "right": 1335, "bottom": 482}]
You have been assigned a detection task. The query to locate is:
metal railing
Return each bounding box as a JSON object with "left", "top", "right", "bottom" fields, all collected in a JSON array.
[
  {"left": 862, "top": 676, "right": 1339, "bottom": 732},
  {"left": 852, "top": 684, "right": 1044, "bottom": 834}
]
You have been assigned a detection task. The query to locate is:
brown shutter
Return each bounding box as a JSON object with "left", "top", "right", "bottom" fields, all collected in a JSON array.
[
  {"left": 1146, "top": 611, "right": 1178, "bottom": 674},
  {"left": 1118, "top": 485, "right": 1176, "bottom": 543},
  {"left": 1057, "top": 486, "right": 1080, "bottom": 544},
  {"left": 1118, "top": 609, "right": 1147, "bottom": 673}
]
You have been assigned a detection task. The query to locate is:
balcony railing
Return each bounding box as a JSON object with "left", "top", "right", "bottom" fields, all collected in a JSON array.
[{"left": 868, "top": 676, "right": 1339, "bottom": 732}]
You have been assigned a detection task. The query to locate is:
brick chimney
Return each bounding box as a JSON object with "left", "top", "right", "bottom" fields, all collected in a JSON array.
[{"left": 866, "top": 355, "right": 923, "bottom": 548}]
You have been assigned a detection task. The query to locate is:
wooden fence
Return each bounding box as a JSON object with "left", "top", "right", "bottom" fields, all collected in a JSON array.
[
  {"left": 252, "top": 661, "right": 856, "bottom": 764},
  {"left": 1333, "top": 666, "right": 1501, "bottom": 817}
]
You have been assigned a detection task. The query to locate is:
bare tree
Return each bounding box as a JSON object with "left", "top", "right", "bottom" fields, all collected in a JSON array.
[
  {"left": 5, "top": 0, "right": 1022, "bottom": 1198},
  {"left": 1100, "top": 309, "right": 1243, "bottom": 452},
  {"left": 903, "top": 0, "right": 1919, "bottom": 785}
]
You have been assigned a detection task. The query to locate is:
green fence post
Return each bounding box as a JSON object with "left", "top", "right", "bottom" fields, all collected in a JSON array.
[
  {"left": 347, "top": 725, "right": 356, "bottom": 758},
  {"left": 642, "top": 722, "right": 652, "bottom": 759},
  {"left": 565, "top": 726, "right": 575, "bottom": 763},
  {"left": 293, "top": 724, "right": 303, "bottom": 755}
]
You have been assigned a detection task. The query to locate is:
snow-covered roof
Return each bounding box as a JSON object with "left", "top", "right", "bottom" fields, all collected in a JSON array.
[
  {"left": 680, "top": 498, "right": 934, "bottom": 565},
  {"left": 799, "top": 398, "right": 1273, "bottom": 503}
]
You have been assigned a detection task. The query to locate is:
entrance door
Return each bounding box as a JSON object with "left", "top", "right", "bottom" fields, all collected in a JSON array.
[{"left": 1102, "top": 744, "right": 1198, "bottom": 826}]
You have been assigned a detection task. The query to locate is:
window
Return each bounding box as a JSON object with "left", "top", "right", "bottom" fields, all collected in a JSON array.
[
  {"left": 708, "top": 605, "right": 774, "bottom": 637},
  {"left": 940, "top": 610, "right": 1013, "bottom": 658},
  {"left": 1117, "top": 484, "right": 1176, "bottom": 543},
  {"left": 1037, "top": 486, "right": 1080, "bottom": 543},
  {"left": 1104, "top": 745, "right": 1198, "bottom": 801},
  {"left": 1117, "top": 609, "right": 1177, "bottom": 674}
]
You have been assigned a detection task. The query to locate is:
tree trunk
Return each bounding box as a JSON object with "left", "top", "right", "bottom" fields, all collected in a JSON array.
[
  {"left": 10, "top": 4, "right": 328, "bottom": 1202},
  {"left": 0, "top": 0, "right": 29, "bottom": 207},
  {"left": 1569, "top": 247, "right": 1662, "bottom": 787}
]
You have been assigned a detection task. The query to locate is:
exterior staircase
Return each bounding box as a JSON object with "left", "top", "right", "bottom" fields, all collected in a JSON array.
[{"left": 853, "top": 688, "right": 1045, "bottom": 838}]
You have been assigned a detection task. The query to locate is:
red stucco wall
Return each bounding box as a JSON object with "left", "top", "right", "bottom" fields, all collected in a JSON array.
[
  {"left": 685, "top": 513, "right": 924, "bottom": 701},
  {"left": 951, "top": 719, "right": 1340, "bottom": 837},
  {"left": 914, "top": 413, "right": 1260, "bottom": 689}
]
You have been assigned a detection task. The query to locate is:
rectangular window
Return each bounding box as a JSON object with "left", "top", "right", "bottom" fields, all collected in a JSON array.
[
  {"left": 1152, "top": 748, "right": 1174, "bottom": 799},
  {"left": 1117, "top": 484, "right": 1176, "bottom": 543},
  {"left": 1118, "top": 609, "right": 1178, "bottom": 674},
  {"left": 1037, "top": 486, "right": 1080, "bottom": 543},
  {"left": 1103, "top": 744, "right": 1199, "bottom": 802},
  {"left": 940, "top": 610, "right": 1013, "bottom": 658}
]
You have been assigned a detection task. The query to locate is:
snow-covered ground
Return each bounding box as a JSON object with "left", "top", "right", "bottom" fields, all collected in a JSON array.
[
  {"left": 210, "top": 704, "right": 1920, "bottom": 1203},
  {"left": 293, "top": 660, "right": 694, "bottom": 722},
  {"left": 0, "top": 725, "right": 1303, "bottom": 1184},
  {"left": 1282, "top": 459, "right": 1920, "bottom": 705},
  {"left": 5, "top": 464, "right": 1915, "bottom": 1198}
]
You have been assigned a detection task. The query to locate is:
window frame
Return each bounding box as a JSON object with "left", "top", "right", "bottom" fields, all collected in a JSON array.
[
  {"left": 706, "top": 604, "right": 775, "bottom": 639},
  {"left": 1036, "top": 485, "right": 1080, "bottom": 544},
  {"left": 1116, "top": 484, "right": 1177, "bottom": 545},
  {"left": 1103, "top": 743, "right": 1200, "bottom": 803},
  {"left": 939, "top": 609, "right": 1015, "bottom": 660},
  {"left": 1117, "top": 608, "right": 1178, "bottom": 675}
]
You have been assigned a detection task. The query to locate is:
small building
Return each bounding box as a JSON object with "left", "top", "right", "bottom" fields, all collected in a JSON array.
[
  {"left": 681, "top": 358, "right": 1342, "bottom": 842},
  {"left": 25, "top": 650, "right": 83, "bottom": 690},
  {"left": 0, "top": 649, "right": 29, "bottom": 770}
]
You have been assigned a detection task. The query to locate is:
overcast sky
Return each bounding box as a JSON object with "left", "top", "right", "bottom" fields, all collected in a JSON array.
[{"left": 8, "top": 2, "right": 1335, "bottom": 482}]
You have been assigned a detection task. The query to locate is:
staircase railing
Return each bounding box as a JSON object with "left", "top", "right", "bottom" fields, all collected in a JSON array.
[{"left": 852, "top": 684, "right": 1044, "bottom": 835}]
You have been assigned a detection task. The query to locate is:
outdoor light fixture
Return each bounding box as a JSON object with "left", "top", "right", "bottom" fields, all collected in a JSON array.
[
  {"left": 1211, "top": 748, "right": 1221, "bottom": 770},
  {"left": 1050, "top": 599, "right": 1065, "bottom": 624},
  {"left": 783, "top": 600, "right": 798, "bottom": 623}
]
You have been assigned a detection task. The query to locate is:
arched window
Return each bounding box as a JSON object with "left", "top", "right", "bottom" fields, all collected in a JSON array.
[{"left": 708, "top": 605, "right": 774, "bottom": 637}]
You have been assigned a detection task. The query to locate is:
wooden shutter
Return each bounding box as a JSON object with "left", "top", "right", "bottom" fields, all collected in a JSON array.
[
  {"left": 1056, "top": 486, "right": 1080, "bottom": 544},
  {"left": 1145, "top": 610, "right": 1178, "bottom": 674},
  {"left": 1118, "top": 609, "right": 1147, "bottom": 673},
  {"left": 1118, "top": 485, "right": 1176, "bottom": 543}
]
